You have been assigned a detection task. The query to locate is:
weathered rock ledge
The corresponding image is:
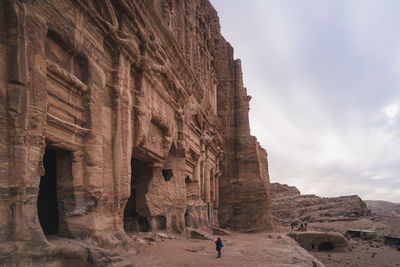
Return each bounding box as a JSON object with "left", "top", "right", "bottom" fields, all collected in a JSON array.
[{"left": 271, "top": 183, "right": 370, "bottom": 225}]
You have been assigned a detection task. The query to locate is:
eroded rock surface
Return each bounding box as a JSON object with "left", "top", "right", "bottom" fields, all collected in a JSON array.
[
  {"left": 271, "top": 182, "right": 300, "bottom": 199},
  {"left": 0, "top": 0, "right": 278, "bottom": 265},
  {"left": 289, "top": 231, "right": 348, "bottom": 252},
  {"left": 365, "top": 200, "right": 400, "bottom": 217},
  {"left": 271, "top": 183, "right": 370, "bottom": 225}
]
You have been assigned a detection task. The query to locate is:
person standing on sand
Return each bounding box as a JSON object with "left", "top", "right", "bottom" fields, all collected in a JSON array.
[{"left": 215, "top": 237, "right": 223, "bottom": 258}]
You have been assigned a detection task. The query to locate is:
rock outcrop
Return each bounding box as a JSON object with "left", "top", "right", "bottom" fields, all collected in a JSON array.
[
  {"left": 271, "top": 183, "right": 370, "bottom": 225},
  {"left": 215, "top": 41, "right": 278, "bottom": 232},
  {"left": 0, "top": 0, "right": 278, "bottom": 264},
  {"left": 365, "top": 200, "right": 400, "bottom": 217},
  {"left": 271, "top": 182, "right": 300, "bottom": 199},
  {"left": 289, "top": 231, "right": 348, "bottom": 252},
  {"left": 364, "top": 200, "right": 400, "bottom": 237}
]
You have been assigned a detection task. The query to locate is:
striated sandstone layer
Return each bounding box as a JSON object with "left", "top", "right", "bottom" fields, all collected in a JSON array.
[
  {"left": 215, "top": 43, "right": 279, "bottom": 232},
  {"left": 271, "top": 183, "right": 370, "bottom": 225},
  {"left": 365, "top": 200, "right": 400, "bottom": 217},
  {"left": 271, "top": 182, "right": 300, "bottom": 199},
  {"left": 0, "top": 0, "right": 278, "bottom": 264}
]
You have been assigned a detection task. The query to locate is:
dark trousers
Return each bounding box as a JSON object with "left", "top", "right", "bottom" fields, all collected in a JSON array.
[{"left": 217, "top": 249, "right": 221, "bottom": 257}]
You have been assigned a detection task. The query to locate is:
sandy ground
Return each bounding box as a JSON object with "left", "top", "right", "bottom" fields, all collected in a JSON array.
[{"left": 129, "top": 232, "right": 323, "bottom": 267}]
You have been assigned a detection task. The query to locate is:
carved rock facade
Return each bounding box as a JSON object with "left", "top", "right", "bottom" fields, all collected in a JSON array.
[{"left": 0, "top": 0, "right": 277, "bottom": 263}]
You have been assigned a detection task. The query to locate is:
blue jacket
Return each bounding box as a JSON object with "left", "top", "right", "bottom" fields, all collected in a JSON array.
[{"left": 215, "top": 239, "right": 223, "bottom": 250}]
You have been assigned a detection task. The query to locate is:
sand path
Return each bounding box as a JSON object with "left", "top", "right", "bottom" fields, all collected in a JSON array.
[{"left": 129, "top": 232, "right": 323, "bottom": 267}]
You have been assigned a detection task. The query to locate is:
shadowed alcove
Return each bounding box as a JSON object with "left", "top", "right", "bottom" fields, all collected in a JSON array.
[
  {"left": 38, "top": 148, "right": 59, "bottom": 235},
  {"left": 124, "top": 158, "right": 153, "bottom": 232},
  {"left": 318, "top": 242, "right": 334, "bottom": 251},
  {"left": 37, "top": 147, "right": 73, "bottom": 236}
]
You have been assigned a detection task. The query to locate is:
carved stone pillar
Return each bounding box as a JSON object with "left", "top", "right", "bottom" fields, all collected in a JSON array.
[
  {"left": 111, "top": 52, "right": 128, "bottom": 205},
  {"left": 192, "top": 157, "right": 200, "bottom": 182},
  {"left": 112, "top": 94, "right": 122, "bottom": 203},
  {"left": 200, "top": 159, "right": 204, "bottom": 199},
  {"left": 204, "top": 163, "right": 211, "bottom": 203},
  {"left": 5, "top": 2, "right": 50, "bottom": 242},
  {"left": 83, "top": 58, "right": 105, "bottom": 201},
  {"left": 193, "top": 158, "right": 201, "bottom": 198},
  {"left": 211, "top": 169, "right": 216, "bottom": 202},
  {"left": 215, "top": 171, "right": 221, "bottom": 209}
]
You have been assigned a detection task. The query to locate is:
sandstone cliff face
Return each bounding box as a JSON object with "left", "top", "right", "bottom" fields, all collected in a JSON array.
[
  {"left": 214, "top": 38, "right": 278, "bottom": 232},
  {"left": 0, "top": 0, "right": 276, "bottom": 264},
  {"left": 271, "top": 183, "right": 370, "bottom": 225}
]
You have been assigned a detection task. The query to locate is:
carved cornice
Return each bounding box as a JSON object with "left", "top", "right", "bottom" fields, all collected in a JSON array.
[
  {"left": 47, "top": 113, "right": 89, "bottom": 137},
  {"left": 46, "top": 60, "right": 87, "bottom": 93}
]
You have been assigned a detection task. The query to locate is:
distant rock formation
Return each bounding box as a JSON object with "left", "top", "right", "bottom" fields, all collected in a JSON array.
[
  {"left": 365, "top": 200, "right": 400, "bottom": 217},
  {"left": 271, "top": 182, "right": 300, "bottom": 199},
  {"left": 271, "top": 183, "right": 370, "bottom": 225}
]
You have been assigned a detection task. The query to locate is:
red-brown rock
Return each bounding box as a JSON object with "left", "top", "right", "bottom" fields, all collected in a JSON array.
[
  {"left": 0, "top": 0, "right": 278, "bottom": 265},
  {"left": 271, "top": 183, "right": 370, "bottom": 225}
]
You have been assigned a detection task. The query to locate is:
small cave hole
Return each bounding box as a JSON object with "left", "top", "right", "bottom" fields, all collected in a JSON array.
[
  {"left": 137, "top": 216, "right": 150, "bottom": 232},
  {"left": 162, "top": 169, "right": 173, "bottom": 181},
  {"left": 318, "top": 242, "right": 334, "bottom": 251},
  {"left": 155, "top": 216, "right": 167, "bottom": 230}
]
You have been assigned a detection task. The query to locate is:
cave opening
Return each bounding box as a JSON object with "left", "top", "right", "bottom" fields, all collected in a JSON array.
[
  {"left": 162, "top": 168, "right": 173, "bottom": 181},
  {"left": 318, "top": 242, "right": 334, "bottom": 251},
  {"left": 184, "top": 209, "right": 189, "bottom": 227},
  {"left": 37, "top": 148, "right": 59, "bottom": 236},
  {"left": 124, "top": 158, "right": 152, "bottom": 232}
]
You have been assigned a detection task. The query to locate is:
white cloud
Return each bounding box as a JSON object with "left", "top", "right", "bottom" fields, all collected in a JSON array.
[{"left": 383, "top": 102, "right": 399, "bottom": 119}]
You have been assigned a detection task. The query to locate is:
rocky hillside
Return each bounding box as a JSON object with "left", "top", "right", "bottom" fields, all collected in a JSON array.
[
  {"left": 270, "top": 183, "right": 300, "bottom": 199},
  {"left": 271, "top": 183, "right": 371, "bottom": 225},
  {"left": 365, "top": 200, "right": 400, "bottom": 216}
]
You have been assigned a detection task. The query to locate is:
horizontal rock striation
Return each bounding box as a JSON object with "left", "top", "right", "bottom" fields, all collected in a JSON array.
[
  {"left": 271, "top": 183, "right": 370, "bottom": 225},
  {"left": 271, "top": 182, "right": 300, "bottom": 199},
  {"left": 365, "top": 200, "right": 400, "bottom": 217}
]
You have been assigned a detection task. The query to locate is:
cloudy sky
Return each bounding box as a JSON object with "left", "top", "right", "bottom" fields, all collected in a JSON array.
[{"left": 210, "top": 0, "right": 400, "bottom": 202}]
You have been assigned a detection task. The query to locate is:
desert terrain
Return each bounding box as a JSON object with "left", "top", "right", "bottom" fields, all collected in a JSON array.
[
  {"left": 127, "top": 222, "right": 400, "bottom": 267},
  {"left": 306, "top": 220, "right": 399, "bottom": 267},
  {"left": 129, "top": 232, "right": 323, "bottom": 267},
  {"left": 270, "top": 183, "right": 400, "bottom": 267}
]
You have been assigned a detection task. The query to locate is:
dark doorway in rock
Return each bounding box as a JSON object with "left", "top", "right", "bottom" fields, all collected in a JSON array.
[
  {"left": 162, "top": 168, "right": 173, "bottom": 181},
  {"left": 124, "top": 158, "right": 152, "bottom": 232},
  {"left": 37, "top": 148, "right": 59, "bottom": 236},
  {"left": 318, "top": 242, "right": 334, "bottom": 251},
  {"left": 184, "top": 210, "right": 189, "bottom": 227}
]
